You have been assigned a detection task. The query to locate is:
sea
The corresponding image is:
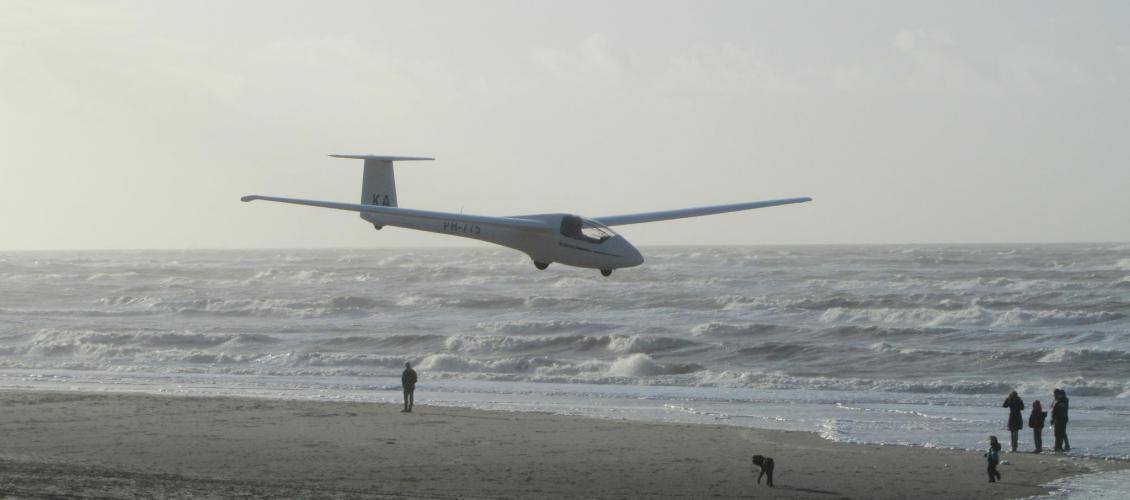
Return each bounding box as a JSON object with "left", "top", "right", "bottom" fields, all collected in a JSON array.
[{"left": 2, "top": 245, "right": 1129, "bottom": 496}]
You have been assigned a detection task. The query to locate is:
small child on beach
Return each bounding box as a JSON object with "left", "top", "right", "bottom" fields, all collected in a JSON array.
[
  {"left": 1029, "top": 400, "right": 1048, "bottom": 453},
  {"left": 985, "top": 435, "right": 1002, "bottom": 482}
]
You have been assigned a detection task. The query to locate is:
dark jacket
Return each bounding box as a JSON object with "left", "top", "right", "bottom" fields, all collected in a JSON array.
[
  {"left": 1051, "top": 397, "right": 1069, "bottom": 424},
  {"left": 402, "top": 367, "right": 418, "bottom": 389},
  {"left": 1029, "top": 409, "right": 1048, "bottom": 429},
  {"left": 1004, "top": 396, "right": 1025, "bottom": 431}
]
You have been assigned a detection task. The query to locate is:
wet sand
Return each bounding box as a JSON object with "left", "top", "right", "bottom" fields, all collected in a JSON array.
[{"left": 0, "top": 390, "right": 1123, "bottom": 498}]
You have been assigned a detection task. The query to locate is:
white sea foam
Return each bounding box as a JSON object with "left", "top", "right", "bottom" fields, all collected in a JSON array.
[
  {"left": 690, "top": 322, "right": 781, "bottom": 337},
  {"left": 607, "top": 353, "right": 669, "bottom": 377},
  {"left": 1038, "top": 348, "right": 1130, "bottom": 364}
]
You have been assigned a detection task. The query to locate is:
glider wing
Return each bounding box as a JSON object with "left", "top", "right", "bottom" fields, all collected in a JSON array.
[
  {"left": 592, "top": 197, "right": 812, "bottom": 226},
  {"left": 240, "top": 195, "right": 553, "bottom": 232}
]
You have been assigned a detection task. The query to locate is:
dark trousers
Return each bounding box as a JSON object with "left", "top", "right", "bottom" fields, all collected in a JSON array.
[
  {"left": 987, "top": 458, "right": 1001, "bottom": 482},
  {"left": 1032, "top": 427, "right": 1043, "bottom": 452},
  {"left": 1053, "top": 421, "right": 1069, "bottom": 450},
  {"left": 403, "top": 387, "right": 415, "bottom": 410}
]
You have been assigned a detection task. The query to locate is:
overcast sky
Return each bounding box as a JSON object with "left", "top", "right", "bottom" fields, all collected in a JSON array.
[{"left": 2, "top": 0, "right": 1128, "bottom": 249}]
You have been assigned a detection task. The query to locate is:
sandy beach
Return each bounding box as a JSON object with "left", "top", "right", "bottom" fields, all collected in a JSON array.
[{"left": 0, "top": 390, "right": 1122, "bottom": 499}]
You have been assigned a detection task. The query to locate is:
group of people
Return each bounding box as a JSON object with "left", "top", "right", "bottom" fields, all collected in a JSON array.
[
  {"left": 986, "top": 388, "right": 1071, "bottom": 483},
  {"left": 404, "top": 361, "right": 1075, "bottom": 486}
]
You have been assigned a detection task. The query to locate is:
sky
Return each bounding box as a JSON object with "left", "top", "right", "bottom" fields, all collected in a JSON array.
[{"left": 2, "top": 0, "right": 1128, "bottom": 249}]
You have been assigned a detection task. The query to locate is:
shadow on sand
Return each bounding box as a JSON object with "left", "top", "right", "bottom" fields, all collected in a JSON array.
[{"left": 772, "top": 485, "right": 842, "bottom": 496}]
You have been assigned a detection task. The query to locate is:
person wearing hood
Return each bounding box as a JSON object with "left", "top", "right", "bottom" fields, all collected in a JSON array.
[{"left": 1028, "top": 400, "right": 1048, "bottom": 453}]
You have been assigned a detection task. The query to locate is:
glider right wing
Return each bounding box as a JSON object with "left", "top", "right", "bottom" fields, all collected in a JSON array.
[{"left": 592, "top": 197, "right": 812, "bottom": 226}]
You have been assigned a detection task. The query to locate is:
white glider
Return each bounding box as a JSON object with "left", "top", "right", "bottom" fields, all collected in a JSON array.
[{"left": 242, "top": 155, "right": 811, "bottom": 276}]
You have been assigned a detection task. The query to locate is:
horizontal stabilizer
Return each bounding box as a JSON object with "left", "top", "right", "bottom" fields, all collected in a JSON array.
[
  {"left": 329, "top": 154, "right": 434, "bottom": 161},
  {"left": 241, "top": 195, "right": 552, "bottom": 232},
  {"left": 593, "top": 197, "right": 812, "bottom": 226}
]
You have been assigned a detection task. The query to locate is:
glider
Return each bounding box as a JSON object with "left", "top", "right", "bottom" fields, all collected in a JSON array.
[{"left": 242, "top": 155, "right": 811, "bottom": 276}]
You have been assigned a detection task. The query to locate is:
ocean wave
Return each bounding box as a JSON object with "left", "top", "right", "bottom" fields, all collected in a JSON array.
[
  {"left": 443, "top": 334, "right": 700, "bottom": 355},
  {"left": 23, "top": 329, "right": 278, "bottom": 357},
  {"left": 790, "top": 294, "right": 967, "bottom": 311},
  {"left": 1037, "top": 347, "right": 1130, "bottom": 365},
  {"left": 833, "top": 402, "right": 980, "bottom": 423},
  {"left": 320, "top": 334, "right": 447, "bottom": 350},
  {"left": 815, "top": 325, "right": 957, "bottom": 338},
  {"left": 244, "top": 268, "right": 336, "bottom": 284},
  {"left": 474, "top": 320, "right": 616, "bottom": 335},
  {"left": 287, "top": 352, "right": 413, "bottom": 369},
  {"left": 869, "top": 341, "right": 897, "bottom": 353},
  {"left": 607, "top": 353, "right": 703, "bottom": 377},
  {"left": 711, "top": 295, "right": 772, "bottom": 310},
  {"left": 819, "top": 306, "right": 1123, "bottom": 328},
  {"left": 690, "top": 322, "right": 786, "bottom": 337},
  {"left": 698, "top": 370, "right": 1024, "bottom": 395},
  {"left": 393, "top": 293, "right": 525, "bottom": 309},
  {"left": 522, "top": 296, "right": 602, "bottom": 310},
  {"left": 85, "top": 271, "right": 140, "bottom": 281},
  {"left": 733, "top": 342, "right": 827, "bottom": 361},
  {"left": 95, "top": 295, "right": 391, "bottom": 318},
  {"left": 417, "top": 353, "right": 558, "bottom": 373},
  {"left": 374, "top": 352, "right": 708, "bottom": 380}
]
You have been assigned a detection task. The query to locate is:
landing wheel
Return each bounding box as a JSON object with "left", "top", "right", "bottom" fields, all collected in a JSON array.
[
  {"left": 534, "top": 261, "right": 550, "bottom": 270},
  {"left": 600, "top": 269, "right": 613, "bottom": 277}
]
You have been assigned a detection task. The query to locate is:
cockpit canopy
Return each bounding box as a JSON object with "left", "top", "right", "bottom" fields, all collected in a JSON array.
[{"left": 560, "top": 215, "right": 617, "bottom": 244}]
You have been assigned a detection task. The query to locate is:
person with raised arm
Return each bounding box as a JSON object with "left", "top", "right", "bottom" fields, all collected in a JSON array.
[{"left": 1002, "top": 390, "right": 1025, "bottom": 452}]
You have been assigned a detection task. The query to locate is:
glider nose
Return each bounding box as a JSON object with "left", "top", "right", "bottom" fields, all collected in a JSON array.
[{"left": 620, "top": 238, "right": 644, "bottom": 267}]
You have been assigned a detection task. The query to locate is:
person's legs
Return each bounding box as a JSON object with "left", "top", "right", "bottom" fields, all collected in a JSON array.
[
  {"left": 1033, "top": 428, "right": 1042, "bottom": 453},
  {"left": 1053, "top": 422, "right": 1065, "bottom": 451},
  {"left": 1010, "top": 430, "right": 1019, "bottom": 452},
  {"left": 987, "top": 460, "right": 998, "bottom": 482},
  {"left": 403, "top": 388, "right": 410, "bottom": 411},
  {"left": 1063, "top": 425, "right": 1069, "bottom": 451},
  {"left": 407, "top": 388, "right": 414, "bottom": 411}
]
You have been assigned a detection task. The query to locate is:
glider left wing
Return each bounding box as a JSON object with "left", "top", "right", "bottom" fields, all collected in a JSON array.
[{"left": 240, "top": 195, "right": 553, "bottom": 232}]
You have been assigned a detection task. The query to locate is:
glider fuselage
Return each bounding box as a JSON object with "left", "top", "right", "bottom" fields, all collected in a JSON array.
[{"left": 361, "top": 211, "right": 644, "bottom": 270}]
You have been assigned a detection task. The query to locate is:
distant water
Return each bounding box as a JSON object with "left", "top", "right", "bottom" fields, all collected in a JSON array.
[{"left": 2, "top": 245, "right": 1129, "bottom": 493}]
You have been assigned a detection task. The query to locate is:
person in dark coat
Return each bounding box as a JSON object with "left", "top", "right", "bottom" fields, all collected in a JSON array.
[
  {"left": 985, "top": 435, "right": 1003, "bottom": 482},
  {"left": 1051, "top": 389, "right": 1070, "bottom": 451},
  {"left": 401, "top": 362, "right": 418, "bottom": 413},
  {"left": 1028, "top": 400, "right": 1048, "bottom": 453},
  {"left": 1003, "top": 390, "right": 1025, "bottom": 452}
]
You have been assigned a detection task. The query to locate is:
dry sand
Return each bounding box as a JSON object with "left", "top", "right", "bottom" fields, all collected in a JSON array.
[{"left": 0, "top": 390, "right": 1123, "bottom": 499}]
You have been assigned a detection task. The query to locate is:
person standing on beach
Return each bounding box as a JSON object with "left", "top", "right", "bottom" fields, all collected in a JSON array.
[
  {"left": 985, "top": 435, "right": 1003, "bottom": 483},
  {"left": 1051, "top": 389, "right": 1070, "bottom": 451},
  {"left": 1002, "top": 390, "right": 1024, "bottom": 452},
  {"left": 401, "top": 362, "right": 417, "bottom": 413},
  {"left": 1029, "top": 400, "right": 1048, "bottom": 453}
]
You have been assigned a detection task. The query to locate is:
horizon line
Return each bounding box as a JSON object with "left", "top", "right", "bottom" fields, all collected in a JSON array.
[{"left": 2, "top": 240, "right": 1128, "bottom": 253}]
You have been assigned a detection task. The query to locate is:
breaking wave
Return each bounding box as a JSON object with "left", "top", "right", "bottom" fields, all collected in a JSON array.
[{"left": 95, "top": 295, "right": 392, "bottom": 318}]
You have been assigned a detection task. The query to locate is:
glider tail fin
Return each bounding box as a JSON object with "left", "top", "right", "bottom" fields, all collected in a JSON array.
[{"left": 329, "top": 154, "right": 434, "bottom": 226}]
